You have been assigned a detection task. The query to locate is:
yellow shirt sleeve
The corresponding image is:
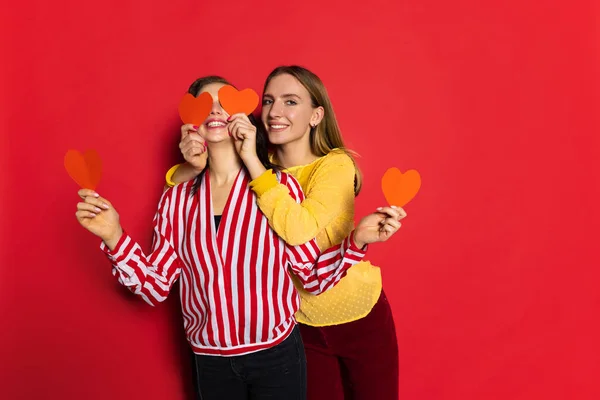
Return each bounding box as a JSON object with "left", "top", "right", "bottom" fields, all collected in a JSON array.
[
  {"left": 249, "top": 152, "right": 356, "bottom": 246},
  {"left": 165, "top": 163, "right": 183, "bottom": 188},
  {"left": 248, "top": 169, "right": 278, "bottom": 196}
]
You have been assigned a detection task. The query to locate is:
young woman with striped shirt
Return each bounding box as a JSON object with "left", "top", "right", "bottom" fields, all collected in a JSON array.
[
  {"left": 167, "top": 67, "right": 407, "bottom": 400},
  {"left": 75, "top": 76, "right": 403, "bottom": 400}
]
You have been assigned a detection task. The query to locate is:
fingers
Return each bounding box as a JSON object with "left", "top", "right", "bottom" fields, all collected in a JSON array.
[
  {"left": 227, "top": 113, "right": 249, "bottom": 123},
  {"left": 228, "top": 115, "right": 256, "bottom": 141},
  {"left": 77, "top": 190, "right": 112, "bottom": 207},
  {"left": 76, "top": 209, "right": 97, "bottom": 219},
  {"left": 373, "top": 205, "right": 406, "bottom": 237},
  {"left": 77, "top": 201, "right": 105, "bottom": 214},
  {"left": 393, "top": 206, "right": 407, "bottom": 220},
  {"left": 180, "top": 132, "right": 206, "bottom": 159},
  {"left": 78, "top": 188, "right": 98, "bottom": 200},
  {"left": 181, "top": 124, "right": 199, "bottom": 139},
  {"left": 380, "top": 218, "right": 401, "bottom": 233},
  {"left": 85, "top": 196, "right": 111, "bottom": 210},
  {"left": 181, "top": 142, "right": 206, "bottom": 160},
  {"left": 75, "top": 196, "right": 111, "bottom": 217},
  {"left": 181, "top": 140, "right": 206, "bottom": 155},
  {"left": 376, "top": 206, "right": 407, "bottom": 221},
  {"left": 184, "top": 147, "right": 206, "bottom": 162},
  {"left": 180, "top": 132, "right": 205, "bottom": 149},
  {"left": 228, "top": 119, "right": 243, "bottom": 139},
  {"left": 229, "top": 123, "right": 256, "bottom": 141}
]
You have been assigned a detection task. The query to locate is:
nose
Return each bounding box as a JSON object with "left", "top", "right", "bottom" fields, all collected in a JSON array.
[
  {"left": 268, "top": 100, "right": 283, "bottom": 119},
  {"left": 210, "top": 99, "right": 224, "bottom": 115}
]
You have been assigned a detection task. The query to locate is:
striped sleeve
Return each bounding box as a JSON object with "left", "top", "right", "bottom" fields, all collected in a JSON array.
[
  {"left": 285, "top": 232, "right": 367, "bottom": 295},
  {"left": 278, "top": 171, "right": 366, "bottom": 294},
  {"left": 99, "top": 191, "right": 183, "bottom": 306}
]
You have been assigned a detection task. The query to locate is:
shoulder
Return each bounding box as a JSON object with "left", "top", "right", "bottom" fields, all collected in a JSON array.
[
  {"left": 161, "top": 179, "right": 197, "bottom": 208},
  {"left": 314, "top": 149, "right": 356, "bottom": 171},
  {"left": 307, "top": 149, "right": 357, "bottom": 183},
  {"left": 168, "top": 179, "right": 196, "bottom": 196}
]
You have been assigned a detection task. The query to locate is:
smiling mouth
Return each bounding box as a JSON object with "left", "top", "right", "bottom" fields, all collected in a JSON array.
[
  {"left": 269, "top": 124, "right": 288, "bottom": 131},
  {"left": 206, "top": 121, "right": 227, "bottom": 128}
]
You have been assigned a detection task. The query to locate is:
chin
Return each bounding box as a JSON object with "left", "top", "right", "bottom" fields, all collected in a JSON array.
[
  {"left": 267, "top": 133, "right": 289, "bottom": 146},
  {"left": 204, "top": 129, "right": 230, "bottom": 142},
  {"left": 268, "top": 137, "right": 284, "bottom": 145}
]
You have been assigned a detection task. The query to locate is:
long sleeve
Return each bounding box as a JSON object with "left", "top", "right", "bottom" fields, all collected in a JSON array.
[
  {"left": 249, "top": 151, "right": 356, "bottom": 246},
  {"left": 99, "top": 192, "right": 183, "bottom": 306},
  {"left": 164, "top": 163, "right": 183, "bottom": 188},
  {"left": 285, "top": 233, "right": 366, "bottom": 295}
]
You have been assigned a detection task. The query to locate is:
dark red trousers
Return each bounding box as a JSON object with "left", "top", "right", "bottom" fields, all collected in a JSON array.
[{"left": 299, "top": 290, "right": 399, "bottom": 400}]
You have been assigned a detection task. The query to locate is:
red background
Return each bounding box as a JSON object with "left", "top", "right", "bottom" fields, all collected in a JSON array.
[{"left": 1, "top": 1, "right": 598, "bottom": 399}]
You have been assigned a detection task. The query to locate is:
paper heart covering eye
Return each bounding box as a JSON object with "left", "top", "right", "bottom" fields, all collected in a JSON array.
[
  {"left": 178, "top": 92, "right": 213, "bottom": 125},
  {"left": 218, "top": 85, "right": 259, "bottom": 116},
  {"left": 64, "top": 149, "right": 102, "bottom": 190},
  {"left": 381, "top": 167, "right": 421, "bottom": 207}
]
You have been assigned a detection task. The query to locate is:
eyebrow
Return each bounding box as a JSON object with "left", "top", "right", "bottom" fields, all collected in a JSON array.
[{"left": 263, "top": 93, "right": 301, "bottom": 99}]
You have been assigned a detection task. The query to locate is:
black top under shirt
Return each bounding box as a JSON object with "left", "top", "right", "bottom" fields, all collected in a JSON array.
[{"left": 214, "top": 215, "right": 222, "bottom": 230}]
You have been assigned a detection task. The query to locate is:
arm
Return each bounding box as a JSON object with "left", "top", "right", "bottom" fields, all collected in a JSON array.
[
  {"left": 249, "top": 152, "right": 356, "bottom": 245},
  {"left": 286, "top": 204, "right": 406, "bottom": 295},
  {"left": 286, "top": 232, "right": 366, "bottom": 295},
  {"left": 165, "top": 162, "right": 200, "bottom": 189},
  {"left": 100, "top": 193, "right": 183, "bottom": 306},
  {"left": 164, "top": 124, "right": 208, "bottom": 190}
]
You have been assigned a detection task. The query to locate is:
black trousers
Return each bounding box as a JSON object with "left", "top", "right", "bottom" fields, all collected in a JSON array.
[{"left": 193, "top": 326, "right": 307, "bottom": 400}]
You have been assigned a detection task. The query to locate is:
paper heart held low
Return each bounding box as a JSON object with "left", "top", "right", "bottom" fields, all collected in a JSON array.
[
  {"left": 64, "top": 149, "right": 102, "bottom": 190},
  {"left": 381, "top": 167, "right": 421, "bottom": 207},
  {"left": 218, "top": 85, "right": 259, "bottom": 116},
  {"left": 178, "top": 92, "right": 213, "bottom": 125}
]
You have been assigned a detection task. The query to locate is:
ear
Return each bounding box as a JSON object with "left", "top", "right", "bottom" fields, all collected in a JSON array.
[{"left": 310, "top": 106, "right": 325, "bottom": 128}]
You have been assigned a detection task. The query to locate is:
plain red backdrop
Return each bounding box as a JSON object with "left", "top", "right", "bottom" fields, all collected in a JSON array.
[{"left": 1, "top": 1, "right": 598, "bottom": 399}]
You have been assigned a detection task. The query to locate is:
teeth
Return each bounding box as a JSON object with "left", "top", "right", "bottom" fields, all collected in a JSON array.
[
  {"left": 271, "top": 125, "right": 287, "bottom": 129},
  {"left": 208, "top": 121, "right": 226, "bottom": 127}
]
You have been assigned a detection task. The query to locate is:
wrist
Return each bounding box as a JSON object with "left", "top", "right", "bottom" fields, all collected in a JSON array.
[
  {"left": 244, "top": 155, "right": 266, "bottom": 179},
  {"left": 241, "top": 151, "right": 259, "bottom": 163},
  {"left": 104, "top": 226, "right": 124, "bottom": 251},
  {"left": 351, "top": 230, "right": 366, "bottom": 250}
]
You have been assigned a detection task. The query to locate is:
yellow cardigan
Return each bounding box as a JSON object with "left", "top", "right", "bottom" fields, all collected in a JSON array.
[{"left": 166, "top": 150, "right": 381, "bottom": 326}]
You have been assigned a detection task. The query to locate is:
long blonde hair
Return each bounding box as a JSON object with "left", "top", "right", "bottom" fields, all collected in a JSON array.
[{"left": 263, "top": 66, "right": 363, "bottom": 195}]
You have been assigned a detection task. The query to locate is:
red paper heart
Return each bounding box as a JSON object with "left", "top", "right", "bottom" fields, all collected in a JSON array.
[
  {"left": 64, "top": 149, "right": 102, "bottom": 190},
  {"left": 381, "top": 167, "right": 421, "bottom": 207},
  {"left": 178, "top": 92, "right": 213, "bottom": 125},
  {"left": 218, "top": 85, "right": 259, "bottom": 116}
]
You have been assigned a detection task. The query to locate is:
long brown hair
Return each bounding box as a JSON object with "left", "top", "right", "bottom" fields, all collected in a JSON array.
[
  {"left": 187, "top": 76, "right": 276, "bottom": 196},
  {"left": 263, "top": 66, "right": 362, "bottom": 195}
]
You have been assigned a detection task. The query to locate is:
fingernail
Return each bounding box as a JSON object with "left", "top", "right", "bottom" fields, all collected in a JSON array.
[
  {"left": 94, "top": 207, "right": 101, "bottom": 213},
  {"left": 391, "top": 205, "right": 398, "bottom": 209},
  {"left": 193, "top": 125, "right": 199, "bottom": 130},
  {"left": 102, "top": 203, "right": 110, "bottom": 209},
  {"left": 377, "top": 207, "right": 382, "bottom": 211},
  {"left": 226, "top": 116, "right": 231, "bottom": 122},
  {"left": 93, "top": 192, "right": 99, "bottom": 197},
  {"left": 89, "top": 213, "right": 96, "bottom": 217}
]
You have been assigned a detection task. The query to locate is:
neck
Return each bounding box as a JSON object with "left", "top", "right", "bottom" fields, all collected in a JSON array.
[
  {"left": 206, "top": 141, "right": 243, "bottom": 185},
  {"left": 274, "top": 134, "right": 319, "bottom": 169}
]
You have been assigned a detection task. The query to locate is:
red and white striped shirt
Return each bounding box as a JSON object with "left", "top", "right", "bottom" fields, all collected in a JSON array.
[{"left": 100, "top": 168, "right": 366, "bottom": 356}]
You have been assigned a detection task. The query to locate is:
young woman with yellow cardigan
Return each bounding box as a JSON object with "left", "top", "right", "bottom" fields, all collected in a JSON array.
[{"left": 166, "top": 66, "right": 406, "bottom": 400}]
